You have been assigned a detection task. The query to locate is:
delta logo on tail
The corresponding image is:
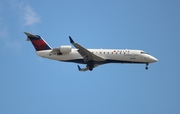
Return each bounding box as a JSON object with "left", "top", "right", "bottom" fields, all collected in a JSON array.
[{"left": 25, "top": 32, "right": 51, "bottom": 51}]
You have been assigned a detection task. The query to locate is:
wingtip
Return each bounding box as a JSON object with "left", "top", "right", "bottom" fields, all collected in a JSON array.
[
  {"left": 69, "top": 36, "right": 74, "bottom": 43},
  {"left": 77, "top": 65, "right": 81, "bottom": 71}
]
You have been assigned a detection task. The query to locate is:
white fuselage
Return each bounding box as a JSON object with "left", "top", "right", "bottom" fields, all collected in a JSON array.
[{"left": 36, "top": 49, "right": 157, "bottom": 64}]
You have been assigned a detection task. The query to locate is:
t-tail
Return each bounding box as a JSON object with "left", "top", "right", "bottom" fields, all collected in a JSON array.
[{"left": 24, "top": 32, "right": 52, "bottom": 51}]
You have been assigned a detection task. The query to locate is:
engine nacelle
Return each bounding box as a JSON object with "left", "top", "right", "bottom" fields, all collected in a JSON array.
[{"left": 59, "top": 45, "right": 72, "bottom": 54}]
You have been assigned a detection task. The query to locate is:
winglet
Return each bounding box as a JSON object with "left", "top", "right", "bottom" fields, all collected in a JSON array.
[
  {"left": 77, "top": 65, "right": 81, "bottom": 71},
  {"left": 69, "top": 36, "right": 74, "bottom": 43},
  {"left": 77, "top": 65, "right": 89, "bottom": 72}
]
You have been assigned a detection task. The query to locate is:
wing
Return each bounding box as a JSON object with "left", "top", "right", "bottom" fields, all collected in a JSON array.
[{"left": 69, "top": 36, "right": 106, "bottom": 62}]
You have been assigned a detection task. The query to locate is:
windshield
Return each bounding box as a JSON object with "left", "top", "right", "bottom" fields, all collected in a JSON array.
[{"left": 140, "top": 51, "right": 147, "bottom": 54}]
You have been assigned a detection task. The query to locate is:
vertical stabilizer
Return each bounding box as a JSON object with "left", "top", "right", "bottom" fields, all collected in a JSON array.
[{"left": 24, "top": 32, "right": 51, "bottom": 51}]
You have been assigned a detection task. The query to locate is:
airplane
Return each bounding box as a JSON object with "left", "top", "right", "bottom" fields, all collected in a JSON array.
[{"left": 24, "top": 32, "right": 158, "bottom": 71}]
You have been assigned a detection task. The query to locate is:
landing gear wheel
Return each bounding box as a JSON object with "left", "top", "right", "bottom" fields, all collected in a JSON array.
[
  {"left": 145, "top": 63, "right": 149, "bottom": 70},
  {"left": 87, "top": 61, "right": 94, "bottom": 71},
  {"left": 89, "top": 67, "right": 93, "bottom": 71}
]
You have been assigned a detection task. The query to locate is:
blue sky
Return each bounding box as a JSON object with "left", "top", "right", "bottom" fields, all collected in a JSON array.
[{"left": 0, "top": 0, "right": 180, "bottom": 114}]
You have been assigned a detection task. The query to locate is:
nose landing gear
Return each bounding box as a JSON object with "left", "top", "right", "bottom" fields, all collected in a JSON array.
[{"left": 145, "top": 63, "right": 149, "bottom": 70}]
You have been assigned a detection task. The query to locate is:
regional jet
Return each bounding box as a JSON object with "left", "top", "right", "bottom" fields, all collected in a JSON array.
[{"left": 24, "top": 32, "right": 158, "bottom": 71}]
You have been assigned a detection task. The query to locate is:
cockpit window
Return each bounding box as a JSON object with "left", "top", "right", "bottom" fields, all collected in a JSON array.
[{"left": 140, "top": 52, "right": 146, "bottom": 54}]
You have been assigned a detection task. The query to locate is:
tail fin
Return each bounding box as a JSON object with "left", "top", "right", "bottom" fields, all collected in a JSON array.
[{"left": 24, "top": 32, "right": 52, "bottom": 51}]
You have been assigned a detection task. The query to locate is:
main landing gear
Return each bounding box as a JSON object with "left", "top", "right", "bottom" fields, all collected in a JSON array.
[
  {"left": 145, "top": 63, "right": 149, "bottom": 70},
  {"left": 87, "top": 61, "right": 94, "bottom": 71}
]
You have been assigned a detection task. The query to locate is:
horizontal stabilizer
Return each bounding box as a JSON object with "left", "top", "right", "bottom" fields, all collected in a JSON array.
[
  {"left": 24, "top": 32, "right": 38, "bottom": 41},
  {"left": 24, "top": 32, "right": 37, "bottom": 37}
]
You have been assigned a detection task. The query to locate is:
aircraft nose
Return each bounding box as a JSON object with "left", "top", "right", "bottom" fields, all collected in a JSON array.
[{"left": 150, "top": 56, "right": 158, "bottom": 62}]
